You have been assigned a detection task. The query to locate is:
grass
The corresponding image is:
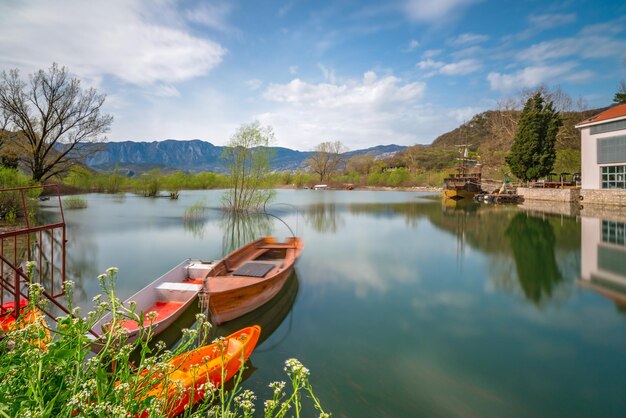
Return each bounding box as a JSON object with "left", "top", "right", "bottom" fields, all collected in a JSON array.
[
  {"left": 63, "top": 196, "right": 88, "bottom": 209},
  {"left": 0, "top": 266, "right": 329, "bottom": 418}
]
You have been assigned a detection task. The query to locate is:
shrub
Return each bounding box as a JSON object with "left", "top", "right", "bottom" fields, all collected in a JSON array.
[{"left": 63, "top": 196, "right": 88, "bottom": 209}]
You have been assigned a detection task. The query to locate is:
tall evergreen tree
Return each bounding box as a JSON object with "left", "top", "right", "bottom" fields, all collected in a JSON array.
[
  {"left": 614, "top": 80, "right": 626, "bottom": 104},
  {"left": 505, "top": 93, "right": 562, "bottom": 182}
]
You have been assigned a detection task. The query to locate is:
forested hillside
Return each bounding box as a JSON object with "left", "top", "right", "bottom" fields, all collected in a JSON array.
[{"left": 394, "top": 106, "right": 603, "bottom": 180}]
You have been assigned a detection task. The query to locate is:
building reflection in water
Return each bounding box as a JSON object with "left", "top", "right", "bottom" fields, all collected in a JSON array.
[{"left": 580, "top": 216, "right": 626, "bottom": 312}]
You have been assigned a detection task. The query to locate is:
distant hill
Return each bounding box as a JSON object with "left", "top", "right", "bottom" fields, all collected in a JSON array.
[
  {"left": 398, "top": 106, "right": 606, "bottom": 178},
  {"left": 81, "top": 140, "right": 405, "bottom": 174},
  {"left": 430, "top": 108, "right": 603, "bottom": 151}
]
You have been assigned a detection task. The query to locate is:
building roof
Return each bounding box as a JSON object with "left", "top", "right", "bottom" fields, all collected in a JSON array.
[{"left": 576, "top": 103, "right": 626, "bottom": 128}]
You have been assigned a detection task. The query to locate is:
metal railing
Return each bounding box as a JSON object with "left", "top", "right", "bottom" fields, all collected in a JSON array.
[{"left": 0, "top": 184, "right": 67, "bottom": 321}]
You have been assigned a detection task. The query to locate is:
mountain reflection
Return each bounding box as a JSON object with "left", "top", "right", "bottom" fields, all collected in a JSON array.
[{"left": 506, "top": 213, "right": 563, "bottom": 304}]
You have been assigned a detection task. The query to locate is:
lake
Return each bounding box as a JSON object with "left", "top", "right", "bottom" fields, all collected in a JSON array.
[{"left": 38, "top": 190, "right": 626, "bottom": 417}]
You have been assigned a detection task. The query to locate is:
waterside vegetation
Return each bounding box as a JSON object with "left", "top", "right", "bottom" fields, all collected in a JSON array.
[{"left": 0, "top": 267, "right": 328, "bottom": 418}]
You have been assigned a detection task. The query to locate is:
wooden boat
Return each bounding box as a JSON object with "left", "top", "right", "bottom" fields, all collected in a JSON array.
[
  {"left": 208, "top": 270, "right": 299, "bottom": 346},
  {"left": 143, "top": 325, "right": 261, "bottom": 418},
  {"left": 194, "top": 236, "right": 302, "bottom": 325},
  {"left": 442, "top": 144, "right": 483, "bottom": 200},
  {"left": 92, "top": 259, "right": 217, "bottom": 344}
]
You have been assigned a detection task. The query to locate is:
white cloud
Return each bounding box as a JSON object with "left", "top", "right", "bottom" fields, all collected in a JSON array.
[
  {"left": 403, "top": 0, "right": 479, "bottom": 22},
  {"left": 151, "top": 84, "right": 180, "bottom": 97},
  {"left": 422, "top": 49, "right": 443, "bottom": 58},
  {"left": 264, "top": 72, "right": 425, "bottom": 107},
  {"left": 439, "top": 59, "right": 482, "bottom": 75},
  {"left": 183, "top": 1, "right": 235, "bottom": 33},
  {"left": 417, "top": 59, "right": 444, "bottom": 70},
  {"left": 289, "top": 65, "right": 299, "bottom": 75},
  {"left": 403, "top": 39, "right": 420, "bottom": 52},
  {"left": 0, "top": 0, "right": 226, "bottom": 86},
  {"left": 259, "top": 71, "right": 431, "bottom": 149},
  {"left": 509, "top": 13, "right": 577, "bottom": 41},
  {"left": 518, "top": 35, "right": 626, "bottom": 63},
  {"left": 318, "top": 63, "right": 337, "bottom": 83},
  {"left": 450, "top": 33, "right": 488, "bottom": 46},
  {"left": 447, "top": 107, "right": 484, "bottom": 123},
  {"left": 487, "top": 62, "right": 578, "bottom": 92},
  {"left": 417, "top": 59, "right": 482, "bottom": 76},
  {"left": 528, "top": 13, "right": 576, "bottom": 30},
  {"left": 246, "top": 79, "right": 263, "bottom": 91}
]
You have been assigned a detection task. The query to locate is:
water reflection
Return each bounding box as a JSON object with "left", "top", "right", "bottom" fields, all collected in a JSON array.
[
  {"left": 221, "top": 211, "right": 273, "bottom": 255},
  {"left": 505, "top": 213, "right": 563, "bottom": 304},
  {"left": 303, "top": 202, "right": 344, "bottom": 233},
  {"left": 580, "top": 217, "right": 626, "bottom": 314}
]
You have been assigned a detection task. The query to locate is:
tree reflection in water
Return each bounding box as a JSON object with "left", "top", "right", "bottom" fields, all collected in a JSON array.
[
  {"left": 303, "top": 203, "right": 344, "bottom": 233},
  {"left": 221, "top": 211, "right": 273, "bottom": 255},
  {"left": 506, "top": 213, "right": 562, "bottom": 304}
]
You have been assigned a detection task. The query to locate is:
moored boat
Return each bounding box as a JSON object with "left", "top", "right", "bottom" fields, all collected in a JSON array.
[
  {"left": 208, "top": 270, "right": 299, "bottom": 345},
  {"left": 143, "top": 325, "right": 261, "bottom": 417},
  {"left": 91, "top": 259, "right": 217, "bottom": 346},
  {"left": 442, "top": 144, "right": 483, "bottom": 200},
  {"left": 195, "top": 237, "right": 302, "bottom": 325}
]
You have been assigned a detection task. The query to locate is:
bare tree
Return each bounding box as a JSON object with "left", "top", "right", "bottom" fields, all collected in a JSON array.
[
  {"left": 346, "top": 153, "right": 375, "bottom": 175},
  {"left": 0, "top": 63, "right": 113, "bottom": 182},
  {"left": 306, "top": 141, "right": 348, "bottom": 182}
]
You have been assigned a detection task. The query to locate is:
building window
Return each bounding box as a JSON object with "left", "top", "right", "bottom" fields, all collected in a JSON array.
[
  {"left": 601, "top": 165, "right": 626, "bottom": 189},
  {"left": 597, "top": 135, "right": 626, "bottom": 164},
  {"left": 590, "top": 119, "right": 626, "bottom": 135},
  {"left": 602, "top": 220, "right": 626, "bottom": 246}
]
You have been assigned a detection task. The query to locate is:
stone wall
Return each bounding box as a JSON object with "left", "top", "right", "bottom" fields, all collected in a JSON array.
[
  {"left": 579, "top": 189, "right": 626, "bottom": 207},
  {"left": 517, "top": 187, "right": 626, "bottom": 208},
  {"left": 517, "top": 187, "right": 580, "bottom": 202}
]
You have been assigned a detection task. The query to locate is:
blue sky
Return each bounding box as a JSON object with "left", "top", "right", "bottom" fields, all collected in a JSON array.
[{"left": 0, "top": 0, "right": 625, "bottom": 150}]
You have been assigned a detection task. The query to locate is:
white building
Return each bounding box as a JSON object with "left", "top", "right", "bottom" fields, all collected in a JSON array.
[{"left": 576, "top": 103, "right": 626, "bottom": 190}]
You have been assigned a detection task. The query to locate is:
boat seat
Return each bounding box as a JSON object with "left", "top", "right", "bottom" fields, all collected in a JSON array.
[
  {"left": 156, "top": 282, "right": 202, "bottom": 292},
  {"left": 232, "top": 262, "right": 275, "bottom": 278}
]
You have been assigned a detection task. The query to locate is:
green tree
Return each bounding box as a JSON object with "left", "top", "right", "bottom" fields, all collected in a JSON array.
[
  {"left": 505, "top": 93, "right": 561, "bottom": 182},
  {"left": 306, "top": 141, "right": 347, "bottom": 182},
  {"left": 614, "top": 80, "right": 626, "bottom": 104},
  {"left": 222, "top": 121, "right": 275, "bottom": 212},
  {"left": 346, "top": 154, "right": 375, "bottom": 176},
  {"left": 0, "top": 63, "right": 113, "bottom": 182}
]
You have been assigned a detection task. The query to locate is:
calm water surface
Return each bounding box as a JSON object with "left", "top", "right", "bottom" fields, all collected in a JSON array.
[{"left": 39, "top": 190, "right": 626, "bottom": 417}]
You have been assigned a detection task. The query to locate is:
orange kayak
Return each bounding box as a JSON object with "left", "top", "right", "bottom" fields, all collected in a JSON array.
[
  {"left": 142, "top": 325, "right": 261, "bottom": 417},
  {"left": 1, "top": 301, "right": 50, "bottom": 349}
]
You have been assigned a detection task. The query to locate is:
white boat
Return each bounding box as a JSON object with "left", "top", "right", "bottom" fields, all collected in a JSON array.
[
  {"left": 91, "top": 259, "right": 216, "bottom": 345},
  {"left": 313, "top": 184, "right": 328, "bottom": 190}
]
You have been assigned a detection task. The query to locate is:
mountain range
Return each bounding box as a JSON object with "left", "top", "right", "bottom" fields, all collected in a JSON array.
[{"left": 82, "top": 140, "right": 405, "bottom": 173}]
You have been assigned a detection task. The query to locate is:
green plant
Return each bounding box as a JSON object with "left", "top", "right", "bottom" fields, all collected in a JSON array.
[
  {"left": 63, "top": 196, "right": 88, "bottom": 209},
  {"left": 222, "top": 121, "right": 276, "bottom": 212},
  {"left": 0, "top": 267, "right": 329, "bottom": 417},
  {"left": 505, "top": 92, "right": 562, "bottom": 182}
]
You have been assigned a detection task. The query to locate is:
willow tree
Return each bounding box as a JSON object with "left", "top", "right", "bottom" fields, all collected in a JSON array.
[
  {"left": 0, "top": 63, "right": 112, "bottom": 182},
  {"left": 222, "top": 121, "right": 275, "bottom": 212},
  {"left": 505, "top": 93, "right": 561, "bottom": 182}
]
